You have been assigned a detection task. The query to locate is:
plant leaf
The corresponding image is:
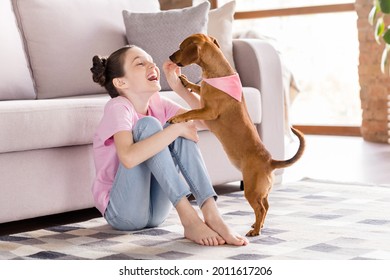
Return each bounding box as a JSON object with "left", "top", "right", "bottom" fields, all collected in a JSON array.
[
  {"left": 375, "top": 17, "right": 385, "bottom": 43},
  {"left": 369, "top": 5, "right": 378, "bottom": 26},
  {"left": 375, "top": 0, "right": 380, "bottom": 10},
  {"left": 379, "top": 0, "right": 390, "bottom": 14},
  {"left": 380, "top": 44, "right": 390, "bottom": 74},
  {"left": 383, "top": 27, "right": 390, "bottom": 43}
]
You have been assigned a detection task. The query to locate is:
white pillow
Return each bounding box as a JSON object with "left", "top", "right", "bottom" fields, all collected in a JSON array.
[
  {"left": 0, "top": 0, "right": 35, "bottom": 100},
  {"left": 208, "top": 1, "right": 236, "bottom": 70}
]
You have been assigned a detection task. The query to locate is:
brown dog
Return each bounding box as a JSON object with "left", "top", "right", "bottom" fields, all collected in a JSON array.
[{"left": 169, "top": 34, "right": 305, "bottom": 236}]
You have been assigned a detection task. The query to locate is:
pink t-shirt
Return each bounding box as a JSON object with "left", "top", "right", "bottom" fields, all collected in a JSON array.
[{"left": 92, "top": 94, "right": 181, "bottom": 215}]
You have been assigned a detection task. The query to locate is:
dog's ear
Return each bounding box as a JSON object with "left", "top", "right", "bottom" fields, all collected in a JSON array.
[
  {"left": 210, "top": 36, "right": 220, "bottom": 48},
  {"left": 187, "top": 43, "right": 201, "bottom": 61}
]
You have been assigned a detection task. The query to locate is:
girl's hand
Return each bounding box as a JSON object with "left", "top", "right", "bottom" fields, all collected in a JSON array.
[
  {"left": 173, "top": 121, "right": 199, "bottom": 143},
  {"left": 163, "top": 60, "right": 186, "bottom": 92}
]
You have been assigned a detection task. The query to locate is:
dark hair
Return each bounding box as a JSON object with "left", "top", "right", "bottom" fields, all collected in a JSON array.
[{"left": 90, "top": 45, "right": 135, "bottom": 98}]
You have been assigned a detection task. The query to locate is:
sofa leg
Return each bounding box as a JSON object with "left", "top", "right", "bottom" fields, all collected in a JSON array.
[{"left": 240, "top": 180, "right": 244, "bottom": 191}]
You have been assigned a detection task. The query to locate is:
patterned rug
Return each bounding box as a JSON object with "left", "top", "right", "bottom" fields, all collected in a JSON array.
[{"left": 1, "top": 178, "right": 390, "bottom": 260}]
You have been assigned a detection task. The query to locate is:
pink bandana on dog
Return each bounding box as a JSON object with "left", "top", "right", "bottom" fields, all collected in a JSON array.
[{"left": 203, "top": 73, "right": 242, "bottom": 102}]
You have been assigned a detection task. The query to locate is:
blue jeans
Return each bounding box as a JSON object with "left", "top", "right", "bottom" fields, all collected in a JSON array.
[{"left": 104, "top": 116, "right": 217, "bottom": 231}]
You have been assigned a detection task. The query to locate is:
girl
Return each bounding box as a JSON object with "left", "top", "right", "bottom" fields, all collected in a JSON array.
[{"left": 90, "top": 45, "right": 248, "bottom": 246}]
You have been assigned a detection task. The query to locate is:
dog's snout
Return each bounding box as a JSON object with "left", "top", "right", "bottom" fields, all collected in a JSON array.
[{"left": 169, "top": 53, "right": 183, "bottom": 67}]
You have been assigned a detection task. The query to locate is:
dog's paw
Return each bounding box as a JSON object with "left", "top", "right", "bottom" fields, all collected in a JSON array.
[
  {"left": 179, "top": 74, "right": 190, "bottom": 87},
  {"left": 168, "top": 116, "right": 183, "bottom": 124},
  {"left": 246, "top": 229, "right": 260, "bottom": 237},
  {"left": 168, "top": 117, "right": 178, "bottom": 124}
]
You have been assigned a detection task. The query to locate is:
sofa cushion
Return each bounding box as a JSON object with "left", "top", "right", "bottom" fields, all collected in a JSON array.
[
  {"left": 208, "top": 0, "right": 236, "bottom": 70},
  {"left": 0, "top": 95, "right": 109, "bottom": 153},
  {"left": 122, "top": 1, "right": 210, "bottom": 91},
  {"left": 0, "top": 86, "right": 261, "bottom": 153},
  {"left": 161, "top": 86, "right": 262, "bottom": 125},
  {"left": 0, "top": 0, "right": 35, "bottom": 100},
  {"left": 13, "top": 0, "right": 160, "bottom": 99}
]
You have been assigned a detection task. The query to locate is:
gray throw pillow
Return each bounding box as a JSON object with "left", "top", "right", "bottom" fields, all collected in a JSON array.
[{"left": 122, "top": 1, "right": 210, "bottom": 91}]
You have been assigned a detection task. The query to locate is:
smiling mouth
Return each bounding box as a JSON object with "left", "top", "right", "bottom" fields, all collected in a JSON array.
[{"left": 147, "top": 73, "right": 158, "bottom": 81}]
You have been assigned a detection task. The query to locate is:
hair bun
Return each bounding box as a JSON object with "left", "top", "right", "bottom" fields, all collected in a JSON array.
[{"left": 90, "top": 55, "right": 107, "bottom": 86}]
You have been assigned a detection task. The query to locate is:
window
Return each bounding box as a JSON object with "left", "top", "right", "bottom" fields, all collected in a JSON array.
[{"left": 219, "top": 1, "right": 361, "bottom": 132}]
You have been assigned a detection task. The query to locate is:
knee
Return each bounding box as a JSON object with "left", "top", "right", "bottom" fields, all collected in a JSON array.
[
  {"left": 115, "top": 213, "right": 166, "bottom": 230},
  {"left": 106, "top": 214, "right": 149, "bottom": 231},
  {"left": 170, "top": 134, "right": 199, "bottom": 153},
  {"left": 147, "top": 216, "right": 167, "bottom": 228},
  {"left": 133, "top": 116, "right": 163, "bottom": 142}
]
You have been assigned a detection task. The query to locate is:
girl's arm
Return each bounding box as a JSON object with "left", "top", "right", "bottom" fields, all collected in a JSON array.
[
  {"left": 163, "top": 61, "right": 208, "bottom": 130},
  {"left": 114, "top": 121, "right": 198, "bottom": 169}
]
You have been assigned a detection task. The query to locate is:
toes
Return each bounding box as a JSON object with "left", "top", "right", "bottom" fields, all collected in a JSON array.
[
  {"left": 206, "top": 237, "right": 215, "bottom": 246},
  {"left": 200, "top": 237, "right": 213, "bottom": 246},
  {"left": 231, "top": 235, "right": 249, "bottom": 246},
  {"left": 210, "top": 237, "right": 220, "bottom": 246},
  {"left": 217, "top": 236, "right": 226, "bottom": 245},
  {"left": 202, "top": 236, "right": 224, "bottom": 246},
  {"left": 238, "top": 236, "right": 249, "bottom": 245}
]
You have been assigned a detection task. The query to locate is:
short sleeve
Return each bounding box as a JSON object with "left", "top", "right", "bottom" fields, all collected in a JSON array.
[
  {"left": 161, "top": 96, "right": 181, "bottom": 122},
  {"left": 98, "top": 102, "right": 134, "bottom": 146}
]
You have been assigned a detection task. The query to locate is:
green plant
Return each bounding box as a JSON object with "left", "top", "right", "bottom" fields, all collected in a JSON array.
[{"left": 369, "top": 0, "right": 390, "bottom": 73}]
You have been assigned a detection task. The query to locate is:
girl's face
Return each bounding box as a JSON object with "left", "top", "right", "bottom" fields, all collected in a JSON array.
[{"left": 119, "top": 47, "right": 161, "bottom": 96}]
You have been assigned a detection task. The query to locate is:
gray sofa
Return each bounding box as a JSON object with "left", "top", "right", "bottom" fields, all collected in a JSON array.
[{"left": 0, "top": 0, "right": 285, "bottom": 224}]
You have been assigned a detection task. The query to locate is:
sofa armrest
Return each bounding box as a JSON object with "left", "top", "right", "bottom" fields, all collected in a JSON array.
[{"left": 233, "top": 39, "right": 285, "bottom": 161}]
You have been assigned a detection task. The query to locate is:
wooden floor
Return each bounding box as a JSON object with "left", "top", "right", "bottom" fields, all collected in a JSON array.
[
  {"left": 282, "top": 135, "right": 390, "bottom": 185},
  {"left": 1, "top": 135, "right": 389, "bottom": 236}
]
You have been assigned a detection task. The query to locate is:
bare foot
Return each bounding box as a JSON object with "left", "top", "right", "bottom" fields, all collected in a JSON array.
[
  {"left": 183, "top": 218, "right": 226, "bottom": 246},
  {"left": 206, "top": 216, "right": 248, "bottom": 246},
  {"left": 202, "top": 199, "right": 249, "bottom": 246},
  {"left": 175, "top": 197, "right": 225, "bottom": 246}
]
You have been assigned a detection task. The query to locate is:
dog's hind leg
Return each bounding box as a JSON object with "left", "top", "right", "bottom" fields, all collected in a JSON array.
[
  {"left": 250, "top": 195, "right": 269, "bottom": 228},
  {"left": 245, "top": 194, "right": 268, "bottom": 236},
  {"left": 243, "top": 172, "right": 272, "bottom": 236}
]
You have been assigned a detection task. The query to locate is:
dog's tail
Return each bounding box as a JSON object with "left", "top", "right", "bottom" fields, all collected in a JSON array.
[{"left": 271, "top": 127, "right": 305, "bottom": 170}]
